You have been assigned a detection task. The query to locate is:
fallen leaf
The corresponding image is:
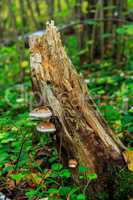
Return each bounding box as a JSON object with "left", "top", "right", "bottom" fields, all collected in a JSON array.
[
  {"left": 6, "top": 178, "right": 15, "bottom": 189},
  {"left": 123, "top": 150, "right": 133, "bottom": 171}
]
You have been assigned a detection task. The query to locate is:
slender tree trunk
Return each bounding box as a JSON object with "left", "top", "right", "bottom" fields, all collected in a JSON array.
[
  {"left": 65, "top": 0, "right": 70, "bottom": 9},
  {"left": 87, "top": 0, "right": 127, "bottom": 63},
  {"left": 0, "top": 0, "right": 4, "bottom": 38},
  {"left": 113, "top": 0, "right": 126, "bottom": 66},
  {"left": 99, "top": 0, "right": 104, "bottom": 59},
  {"left": 34, "top": 0, "right": 42, "bottom": 28},
  {"left": 7, "top": 0, "right": 26, "bottom": 81},
  {"left": 75, "top": 0, "right": 83, "bottom": 49},
  {"left": 7, "top": 0, "right": 17, "bottom": 31},
  {"left": 34, "top": 0, "right": 41, "bottom": 17},
  {"left": 19, "top": 0, "right": 27, "bottom": 29},
  {"left": 57, "top": 0, "right": 61, "bottom": 12},
  {"left": 45, "top": 0, "right": 55, "bottom": 20},
  {"left": 26, "top": 0, "right": 38, "bottom": 28},
  {"left": 75, "top": 0, "right": 86, "bottom": 64},
  {"left": 29, "top": 22, "right": 125, "bottom": 181}
]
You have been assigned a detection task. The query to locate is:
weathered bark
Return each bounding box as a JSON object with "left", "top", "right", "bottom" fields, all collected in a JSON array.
[{"left": 29, "top": 21, "right": 125, "bottom": 176}]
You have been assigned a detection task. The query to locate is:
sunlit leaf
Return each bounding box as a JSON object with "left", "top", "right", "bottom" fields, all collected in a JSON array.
[
  {"left": 86, "top": 173, "right": 98, "bottom": 180},
  {"left": 77, "top": 194, "right": 86, "bottom": 200},
  {"left": 51, "top": 163, "right": 63, "bottom": 171}
]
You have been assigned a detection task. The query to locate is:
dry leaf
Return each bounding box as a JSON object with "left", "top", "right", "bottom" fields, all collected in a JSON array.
[{"left": 123, "top": 150, "right": 133, "bottom": 171}]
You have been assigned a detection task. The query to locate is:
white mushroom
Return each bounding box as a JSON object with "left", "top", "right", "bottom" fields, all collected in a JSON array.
[
  {"left": 29, "top": 106, "right": 52, "bottom": 118},
  {"left": 37, "top": 122, "right": 56, "bottom": 133},
  {"left": 68, "top": 159, "right": 78, "bottom": 168}
]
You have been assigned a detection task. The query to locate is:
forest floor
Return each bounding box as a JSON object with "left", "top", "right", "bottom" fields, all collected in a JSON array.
[{"left": 0, "top": 36, "right": 133, "bottom": 199}]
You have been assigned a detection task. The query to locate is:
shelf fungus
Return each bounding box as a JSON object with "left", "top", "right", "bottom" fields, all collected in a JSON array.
[
  {"left": 29, "top": 106, "right": 52, "bottom": 118},
  {"left": 122, "top": 150, "right": 133, "bottom": 171},
  {"left": 37, "top": 122, "right": 56, "bottom": 133},
  {"left": 68, "top": 159, "right": 78, "bottom": 168}
]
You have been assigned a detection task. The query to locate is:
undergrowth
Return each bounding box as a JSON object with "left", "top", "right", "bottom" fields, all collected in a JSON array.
[{"left": 0, "top": 36, "right": 133, "bottom": 199}]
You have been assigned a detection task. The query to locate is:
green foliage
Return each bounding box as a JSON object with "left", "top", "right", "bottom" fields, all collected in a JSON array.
[
  {"left": 0, "top": 1, "right": 133, "bottom": 199},
  {"left": 86, "top": 173, "right": 98, "bottom": 181},
  {"left": 77, "top": 194, "right": 86, "bottom": 200},
  {"left": 51, "top": 163, "right": 63, "bottom": 171},
  {"left": 10, "top": 173, "right": 26, "bottom": 181},
  {"left": 78, "top": 165, "right": 90, "bottom": 173},
  {"left": 0, "top": 41, "right": 132, "bottom": 200}
]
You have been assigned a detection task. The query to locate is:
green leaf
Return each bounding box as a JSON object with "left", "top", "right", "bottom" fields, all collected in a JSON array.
[
  {"left": 2, "top": 165, "right": 14, "bottom": 173},
  {"left": 77, "top": 194, "right": 86, "bottom": 200},
  {"left": 128, "top": 126, "right": 133, "bottom": 133},
  {"left": 125, "top": 24, "right": 133, "bottom": 35},
  {"left": 0, "top": 153, "right": 9, "bottom": 162},
  {"left": 10, "top": 173, "right": 25, "bottom": 181},
  {"left": 60, "top": 169, "right": 71, "bottom": 178},
  {"left": 79, "top": 175, "right": 84, "bottom": 180},
  {"left": 25, "top": 189, "right": 37, "bottom": 199},
  {"left": 86, "top": 173, "right": 98, "bottom": 180},
  {"left": 128, "top": 147, "right": 133, "bottom": 150},
  {"left": 59, "top": 186, "right": 71, "bottom": 196},
  {"left": 51, "top": 163, "right": 63, "bottom": 171},
  {"left": 78, "top": 165, "right": 90, "bottom": 173},
  {"left": 48, "top": 188, "right": 58, "bottom": 194},
  {"left": 116, "top": 27, "right": 126, "bottom": 35},
  {"left": 129, "top": 107, "right": 133, "bottom": 113},
  {"left": 50, "top": 172, "right": 59, "bottom": 178}
]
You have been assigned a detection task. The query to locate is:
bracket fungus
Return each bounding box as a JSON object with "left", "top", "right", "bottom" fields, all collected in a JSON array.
[
  {"left": 36, "top": 122, "right": 56, "bottom": 133},
  {"left": 29, "top": 106, "right": 52, "bottom": 118},
  {"left": 29, "top": 106, "right": 56, "bottom": 133}
]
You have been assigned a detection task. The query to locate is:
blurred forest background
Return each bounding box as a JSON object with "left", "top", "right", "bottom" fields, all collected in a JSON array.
[{"left": 0, "top": 0, "right": 133, "bottom": 200}]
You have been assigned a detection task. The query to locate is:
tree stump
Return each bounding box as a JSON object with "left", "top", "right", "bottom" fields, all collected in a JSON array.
[{"left": 29, "top": 21, "right": 125, "bottom": 176}]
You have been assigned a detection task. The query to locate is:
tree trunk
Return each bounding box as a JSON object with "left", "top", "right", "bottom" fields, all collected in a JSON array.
[
  {"left": 87, "top": 0, "right": 127, "bottom": 63},
  {"left": 26, "top": 0, "right": 38, "bottom": 29},
  {"left": 45, "top": 0, "right": 55, "bottom": 20},
  {"left": 57, "top": 0, "right": 61, "bottom": 12},
  {"left": 29, "top": 21, "right": 125, "bottom": 177},
  {"left": 19, "top": 0, "right": 27, "bottom": 28},
  {"left": 74, "top": 0, "right": 86, "bottom": 64}
]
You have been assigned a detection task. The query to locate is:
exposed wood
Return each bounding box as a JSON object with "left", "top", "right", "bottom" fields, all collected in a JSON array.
[{"left": 29, "top": 21, "right": 125, "bottom": 176}]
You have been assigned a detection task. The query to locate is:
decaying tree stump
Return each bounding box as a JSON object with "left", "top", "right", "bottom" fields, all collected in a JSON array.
[{"left": 29, "top": 21, "right": 126, "bottom": 176}]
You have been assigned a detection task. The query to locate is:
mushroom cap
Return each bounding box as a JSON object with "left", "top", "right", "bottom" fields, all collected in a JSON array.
[
  {"left": 68, "top": 159, "right": 78, "bottom": 168},
  {"left": 29, "top": 106, "right": 52, "bottom": 118},
  {"left": 37, "top": 122, "right": 56, "bottom": 133}
]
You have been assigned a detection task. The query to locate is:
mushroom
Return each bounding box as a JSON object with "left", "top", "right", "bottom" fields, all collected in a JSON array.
[
  {"left": 68, "top": 159, "right": 78, "bottom": 168},
  {"left": 37, "top": 122, "right": 56, "bottom": 133},
  {"left": 29, "top": 106, "right": 52, "bottom": 118}
]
